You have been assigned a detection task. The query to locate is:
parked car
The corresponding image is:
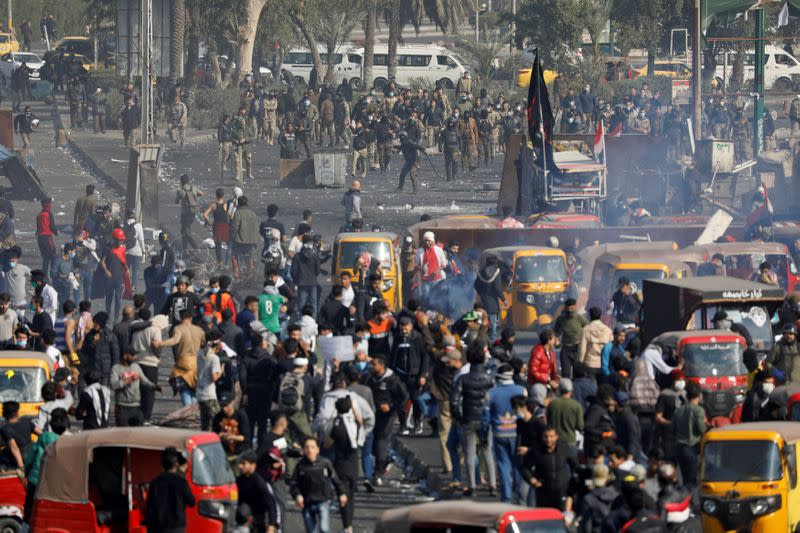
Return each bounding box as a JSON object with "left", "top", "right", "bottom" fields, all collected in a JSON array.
[
  {"left": 0, "top": 52, "right": 44, "bottom": 80},
  {"left": 0, "top": 33, "right": 19, "bottom": 55}
]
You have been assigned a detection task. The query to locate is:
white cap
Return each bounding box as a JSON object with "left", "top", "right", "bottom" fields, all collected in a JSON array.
[
  {"left": 233, "top": 186, "right": 243, "bottom": 198},
  {"left": 423, "top": 231, "right": 435, "bottom": 242},
  {"left": 293, "top": 357, "right": 309, "bottom": 367}
]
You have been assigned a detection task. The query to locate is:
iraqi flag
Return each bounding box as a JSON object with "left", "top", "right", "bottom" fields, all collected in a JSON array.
[
  {"left": 593, "top": 121, "right": 606, "bottom": 164},
  {"left": 526, "top": 49, "right": 558, "bottom": 171}
]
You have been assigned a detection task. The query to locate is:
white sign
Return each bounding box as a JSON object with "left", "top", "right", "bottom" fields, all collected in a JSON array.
[{"left": 317, "top": 335, "right": 355, "bottom": 362}]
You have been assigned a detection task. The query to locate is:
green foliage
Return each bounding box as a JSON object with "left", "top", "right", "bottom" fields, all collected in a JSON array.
[
  {"left": 455, "top": 32, "right": 504, "bottom": 86},
  {"left": 513, "top": 0, "right": 583, "bottom": 69},
  {"left": 191, "top": 86, "right": 241, "bottom": 129},
  {"left": 11, "top": 0, "right": 91, "bottom": 37}
]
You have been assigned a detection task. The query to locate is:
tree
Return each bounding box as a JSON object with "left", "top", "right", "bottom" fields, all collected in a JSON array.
[
  {"left": 578, "top": 0, "right": 613, "bottom": 69},
  {"left": 455, "top": 32, "right": 504, "bottom": 87},
  {"left": 514, "top": 0, "right": 583, "bottom": 70},
  {"left": 311, "top": 0, "right": 367, "bottom": 84},
  {"left": 170, "top": 0, "right": 186, "bottom": 84},
  {"left": 289, "top": 0, "right": 325, "bottom": 87},
  {"left": 237, "top": 0, "right": 270, "bottom": 81},
  {"left": 612, "top": 0, "right": 689, "bottom": 75},
  {"left": 362, "top": 0, "right": 377, "bottom": 88}
]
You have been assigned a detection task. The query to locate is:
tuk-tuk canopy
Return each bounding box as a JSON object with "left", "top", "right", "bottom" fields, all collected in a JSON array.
[
  {"left": 706, "top": 421, "right": 800, "bottom": 444},
  {"left": 685, "top": 241, "right": 791, "bottom": 259},
  {"left": 652, "top": 329, "right": 746, "bottom": 348},
  {"left": 37, "top": 427, "right": 203, "bottom": 503},
  {"left": 642, "top": 276, "right": 785, "bottom": 344},
  {"left": 375, "top": 501, "right": 562, "bottom": 533},
  {"left": 334, "top": 231, "right": 398, "bottom": 245}
]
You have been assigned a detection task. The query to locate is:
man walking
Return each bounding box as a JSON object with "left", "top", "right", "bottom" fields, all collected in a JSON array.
[
  {"left": 167, "top": 94, "right": 188, "bottom": 148},
  {"left": 13, "top": 106, "right": 35, "bottom": 149},
  {"left": 670, "top": 382, "right": 707, "bottom": 491},
  {"left": 488, "top": 364, "right": 527, "bottom": 503},
  {"left": 368, "top": 355, "right": 407, "bottom": 485},
  {"left": 341, "top": 181, "right": 362, "bottom": 229},
  {"left": 217, "top": 114, "right": 234, "bottom": 181},
  {"left": 145, "top": 448, "right": 196, "bottom": 532},
  {"left": 175, "top": 174, "right": 202, "bottom": 251},
  {"left": 396, "top": 131, "right": 423, "bottom": 193},
  {"left": 119, "top": 96, "right": 141, "bottom": 148},
  {"left": 554, "top": 298, "right": 587, "bottom": 379},
  {"left": 111, "top": 348, "right": 160, "bottom": 426}
]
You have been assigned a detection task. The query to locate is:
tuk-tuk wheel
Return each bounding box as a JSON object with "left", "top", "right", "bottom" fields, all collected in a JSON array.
[{"left": 0, "top": 517, "right": 21, "bottom": 533}]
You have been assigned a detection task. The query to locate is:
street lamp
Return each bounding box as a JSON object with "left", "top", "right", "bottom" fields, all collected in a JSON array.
[{"left": 475, "top": 1, "right": 488, "bottom": 42}]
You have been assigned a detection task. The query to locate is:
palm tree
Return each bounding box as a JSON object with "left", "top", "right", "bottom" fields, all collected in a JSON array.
[
  {"left": 362, "top": 0, "right": 377, "bottom": 88},
  {"left": 170, "top": 0, "right": 186, "bottom": 84},
  {"left": 456, "top": 31, "right": 504, "bottom": 88}
]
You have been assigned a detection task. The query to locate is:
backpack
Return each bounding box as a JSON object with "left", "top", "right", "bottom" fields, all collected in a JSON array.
[
  {"left": 278, "top": 372, "right": 305, "bottom": 413},
  {"left": 124, "top": 223, "right": 137, "bottom": 250},
  {"left": 629, "top": 357, "right": 660, "bottom": 411},
  {"left": 182, "top": 188, "right": 199, "bottom": 215},
  {"left": 261, "top": 229, "right": 284, "bottom": 271}
]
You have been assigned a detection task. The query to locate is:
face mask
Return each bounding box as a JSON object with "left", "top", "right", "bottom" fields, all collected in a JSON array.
[
  {"left": 15, "top": 339, "right": 26, "bottom": 348},
  {"left": 355, "top": 361, "right": 368, "bottom": 372},
  {"left": 674, "top": 380, "right": 686, "bottom": 391},
  {"left": 8, "top": 262, "right": 15, "bottom": 268},
  {"left": 516, "top": 412, "right": 524, "bottom": 420},
  {"left": 210, "top": 287, "right": 220, "bottom": 294},
  {"left": 69, "top": 253, "right": 76, "bottom": 260},
  {"left": 762, "top": 382, "right": 775, "bottom": 395},
  {"left": 360, "top": 333, "right": 371, "bottom": 341},
  {"left": 454, "top": 113, "right": 460, "bottom": 119}
]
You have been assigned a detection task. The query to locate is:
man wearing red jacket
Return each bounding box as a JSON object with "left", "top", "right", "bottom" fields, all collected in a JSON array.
[
  {"left": 35, "top": 197, "right": 58, "bottom": 275},
  {"left": 528, "top": 329, "right": 559, "bottom": 390}
]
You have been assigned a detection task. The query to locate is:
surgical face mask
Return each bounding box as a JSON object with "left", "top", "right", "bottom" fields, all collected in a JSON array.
[
  {"left": 355, "top": 361, "right": 369, "bottom": 372},
  {"left": 762, "top": 382, "right": 775, "bottom": 395},
  {"left": 210, "top": 287, "right": 220, "bottom": 294},
  {"left": 8, "top": 262, "right": 15, "bottom": 269},
  {"left": 673, "top": 380, "right": 686, "bottom": 391},
  {"left": 360, "top": 333, "right": 371, "bottom": 341},
  {"left": 453, "top": 112, "right": 460, "bottom": 119},
  {"left": 15, "top": 339, "right": 26, "bottom": 348}
]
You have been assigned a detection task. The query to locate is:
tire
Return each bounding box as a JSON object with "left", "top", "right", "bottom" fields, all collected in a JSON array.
[
  {"left": 774, "top": 77, "right": 792, "bottom": 92},
  {"left": 438, "top": 78, "right": 455, "bottom": 90},
  {"left": 349, "top": 77, "right": 365, "bottom": 91},
  {"left": 374, "top": 77, "right": 388, "bottom": 91},
  {"left": 0, "top": 518, "right": 21, "bottom": 533}
]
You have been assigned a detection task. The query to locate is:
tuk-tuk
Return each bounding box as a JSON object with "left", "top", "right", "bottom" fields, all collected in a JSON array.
[
  {"left": 685, "top": 242, "right": 800, "bottom": 292},
  {"left": 31, "top": 427, "right": 237, "bottom": 533},
  {"left": 0, "top": 352, "right": 51, "bottom": 418},
  {"left": 652, "top": 330, "right": 748, "bottom": 424},
  {"left": 528, "top": 212, "right": 602, "bottom": 229},
  {"left": 480, "top": 246, "right": 569, "bottom": 330},
  {"left": 587, "top": 250, "right": 696, "bottom": 318},
  {"left": 642, "top": 276, "right": 785, "bottom": 355},
  {"left": 375, "top": 501, "right": 566, "bottom": 533},
  {"left": 333, "top": 232, "right": 402, "bottom": 311},
  {"left": 700, "top": 421, "right": 800, "bottom": 532}
]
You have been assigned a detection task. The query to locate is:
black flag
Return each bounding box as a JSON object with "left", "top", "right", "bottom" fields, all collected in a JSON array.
[{"left": 526, "top": 49, "right": 557, "bottom": 171}]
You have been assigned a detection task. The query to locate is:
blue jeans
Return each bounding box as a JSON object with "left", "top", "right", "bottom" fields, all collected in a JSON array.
[
  {"left": 126, "top": 254, "right": 142, "bottom": 291},
  {"left": 105, "top": 280, "right": 123, "bottom": 323},
  {"left": 361, "top": 431, "right": 374, "bottom": 480},
  {"left": 488, "top": 313, "right": 499, "bottom": 341},
  {"left": 297, "top": 285, "right": 318, "bottom": 315},
  {"left": 494, "top": 437, "right": 519, "bottom": 503},
  {"left": 302, "top": 501, "right": 331, "bottom": 533},
  {"left": 447, "top": 424, "right": 462, "bottom": 482},
  {"left": 80, "top": 269, "right": 94, "bottom": 302},
  {"left": 180, "top": 387, "right": 197, "bottom": 406}
]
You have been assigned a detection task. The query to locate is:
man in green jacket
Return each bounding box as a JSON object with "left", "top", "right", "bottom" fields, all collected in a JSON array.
[
  {"left": 230, "top": 195, "right": 259, "bottom": 279},
  {"left": 545, "top": 378, "right": 584, "bottom": 447},
  {"left": 670, "top": 382, "right": 707, "bottom": 491},
  {"left": 232, "top": 106, "right": 255, "bottom": 184},
  {"left": 553, "top": 298, "right": 587, "bottom": 379},
  {"left": 24, "top": 407, "right": 69, "bottom": 521}
]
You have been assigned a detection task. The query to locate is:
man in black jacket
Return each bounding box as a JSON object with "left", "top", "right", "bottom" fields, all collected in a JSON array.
[
  {"left": 396, "top": 130, "right": 424, "bottom": 193},
  {"left": 368, "top": 355, "right": 408, "bottom": 484},
  {"left": 521, "top": 426, "right": 577, "bottom": 511},
  {"left": 291, "top": 236, "right": 321, "bottom": 317},
  {"left": 474, "top": 254, "right": 505, "bottom": 341},
  {"left": 289, "top": 436, "right": 347, "bottom": 533},
  {"left": 390, "top": 316, "right": 428, "bottom": 435},
  {"left": 145, "top": 447, "right": 196, "bottom": 532},
  {"left": 79, "top": 311, "right": 119, "bottom": 387},
  {"left": 317, "top": 285, "right": 349, "bottom": 335},
  {"left": 451, "top": 344, "right": 495, "bottom": 496}
]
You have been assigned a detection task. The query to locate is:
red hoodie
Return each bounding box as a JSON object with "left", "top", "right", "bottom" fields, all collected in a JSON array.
[
  {"left": 528, "top": 344, "right": 557, "bottom": 386},
  {"left": 36, "top": 202, "right": 56, "bottom": 237}
]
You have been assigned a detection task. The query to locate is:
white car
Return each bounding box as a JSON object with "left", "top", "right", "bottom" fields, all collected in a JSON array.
[{"left": 0, "top": 52, "right": 44, "bottom": 80}]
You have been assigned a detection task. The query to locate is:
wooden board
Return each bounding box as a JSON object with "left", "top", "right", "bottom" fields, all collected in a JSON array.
[
  {"left": 497, "top": 134, "right": 523, "bottom": 217},
  {"left": 279, "top": 158, "right": 315, "bottom": 188}
]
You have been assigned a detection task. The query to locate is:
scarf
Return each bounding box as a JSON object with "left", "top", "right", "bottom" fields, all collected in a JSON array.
[
  {"left": 110, "top": 244, "right": 128, "bottom": 267},
  {"left": 86, "top": 383, "right": 110, "bottom": 427},
  {"left": 422, "top": 246, "right": 441, "bottom": 282}
]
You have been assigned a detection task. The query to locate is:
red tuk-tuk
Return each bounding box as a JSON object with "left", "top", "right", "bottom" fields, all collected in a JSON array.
[
  {"left": 652, "top": 330, "right": 748, "bottom": 425},
  {"left": 685, "top": 241, "right": 800, "bottom": 292},
  {"left": 31, "top": 427, "right": 237, "bottom": 533},
  {"left": 0, "top": 470, "right": 25, "bottom": 531},
  {"left": 375, "top": 501, "right": 566, "bottom": 532}
]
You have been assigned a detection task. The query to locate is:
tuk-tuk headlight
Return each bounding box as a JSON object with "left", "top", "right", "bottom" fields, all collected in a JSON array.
[
  {"left": 525, "top": 294, "right": 536, "bottom": 305},
  {"left": 702, "top": 498, "right": 718, "bottom": 515},
  {"left": 750, "top": 495, "right": 780, "bottom": 516},
  {"left": 382, "top": 279, "right": 394, "bottom": 291},
  {"left": 734, "top": 393, "right": 746, "bottom": 403},
  {"left": 198, "top": 499, "right": 232, "bottom": 521}
]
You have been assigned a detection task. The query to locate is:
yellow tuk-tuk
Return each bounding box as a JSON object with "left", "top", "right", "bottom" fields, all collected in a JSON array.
[
  {"left": 333, "top": 232, "right": 402, "bottom": 311},
  {"left": 0, "top": 352, "right": 51, "bottom": 418},
  {"left": 586, "top": 250, "right": 696, "bottom": 317},
  {"left": 480, "top": 246, "right": 569, "bottom": 330},
  {"left": 700, "top": 421, "right": 800, "bottom": 532}
]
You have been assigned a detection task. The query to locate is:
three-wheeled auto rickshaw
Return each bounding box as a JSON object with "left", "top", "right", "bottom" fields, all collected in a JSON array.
[
  {"left": 0, "top": 352, "right": 52, "bottom": 418},
  {"left": 31, "top": 427, "right": 237, "bottom": 533},
  {"left": 374, "top": 501, "right": 566, "bottom": 533},
  {"left": 479, "top": 246, "right": 570, "bottom": 330},
  {"left": 685, "top": 241, "right": 800, "bottom": 292},
  {"left": 333, "top": 232, "right": 402, "bottom": 311},
  {"left": 652, "top": 330, "right": 748, "bottom": 425},
  {"left": 700, "top": 421, "right": 800, "bottom": 532},
  {"left": 642, "top": 276, "right": 785, "bottom": 355}
]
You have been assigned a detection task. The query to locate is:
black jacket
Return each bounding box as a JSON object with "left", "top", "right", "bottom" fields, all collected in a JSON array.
[
  {"left": 451, "top": 363, "right": 493, "bottom": 423},
  {"left": 474, "top": 263, "right": 504, "bottom": 314},
  {"left": 521, "top": 440, "right": 577, "bottom": 496},
  {"left": 389, "top": 329, "right": 428, "bottom": 378},
  {"left": 240, "top": 347, "right": 278, "bottom": 398},
  {"left": 584, "top": 402, "right": 616, "bottom": 456},
  {"left": 579, "top": 485, "right": 619, "bottom": 533},
  {"left": 318, "top": 299, "right": 349, "bottom": 335},
  {"left": 80, "top": 327, "right": 119, "bottom": 386},
  {"left": 145, "top": 471, "right": 196, "bottom": 531},
  {"left": 289, "top": 456, "right": 344, "bottom": 504},
  {"left": 291, "top": 247, "right": 320, "bottom": 288},
  {"left": 368, "top": 369, "right": 408, "bottom": 413}
]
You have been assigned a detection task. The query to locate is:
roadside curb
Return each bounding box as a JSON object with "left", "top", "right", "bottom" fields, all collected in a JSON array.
[{"left": 65, "top": 137, "right": 127, "bottom": 197}]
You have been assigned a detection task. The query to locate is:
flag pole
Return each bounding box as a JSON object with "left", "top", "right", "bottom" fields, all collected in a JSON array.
[{"left": 536, "top": 50, "right": 548, "bottom": 175}]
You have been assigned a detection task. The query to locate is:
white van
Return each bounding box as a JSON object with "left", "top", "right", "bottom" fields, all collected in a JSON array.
[
  {"left": 281, "top": 45, "right": 360, "bottom": 85},
  {"left": 713, "top": 45, "right": 800, "bottom": 91},
  {"left": 349, "top": 45, "right": 467, "bottom": 90}
]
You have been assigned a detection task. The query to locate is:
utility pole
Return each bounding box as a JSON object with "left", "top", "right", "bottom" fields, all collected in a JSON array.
[
  {"left": 753, "top": 6, "right": 765, "bottom": 158},
  {"left": 510, "top": 0, "right": 516, "bottom": 53},
  {"left": 692, "top": 0, "right": 702, "bottom": 142},
  {"left": 7, "top": 0, "right": 11, "bottom": 33},
  {"left": 140, "top": 0, "right": 153, "bottom": 145},
  {"left": 475, "top": 0, "right": 479, "bottom": 42}
]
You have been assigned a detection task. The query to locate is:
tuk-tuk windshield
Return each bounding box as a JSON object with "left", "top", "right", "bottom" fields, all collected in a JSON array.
[
  {"left": 681, "top": 342, "right": 746, "bottom": 377},
  {"left": 0, "top": 367, "right": 46, "bottom": 403},
  {"left": 192, "top": 442, "right": 236, "bottom": 486},
  {"left": 702, "top": 440, "right": 782, "bottom": 482},
  {"left": 514, "top": 520, "right": 567, "bottom": 533},
  {"left": 514, "top": 255, "right": 567, "bottom": 283},
  {"left": 339, "top": 241, "right": 392, "bottom": 270},
  {"left": 614, "top": 269, "right": 666, "bottom": 293},
  {"left": 701, "top": 304, "right": 773, "bottom": 352}
]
